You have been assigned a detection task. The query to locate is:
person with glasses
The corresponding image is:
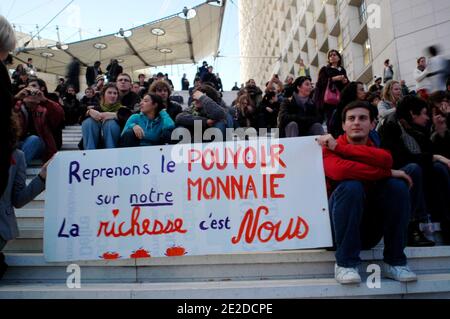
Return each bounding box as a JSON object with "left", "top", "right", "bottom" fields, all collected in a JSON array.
[{"left": 116, "top": 73, "right": 141, "bottom": 112}]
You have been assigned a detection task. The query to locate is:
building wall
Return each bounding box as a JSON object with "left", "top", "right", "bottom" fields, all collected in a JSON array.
[{"left": 240, "top": 0, "right": 450, "bottom": 90}]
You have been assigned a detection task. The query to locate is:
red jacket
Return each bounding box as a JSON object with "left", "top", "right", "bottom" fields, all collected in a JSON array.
[
  {"left": 323, "top": 134, "right": 393, "bottom": 195},
  {"left": 33, "top": 99, "right": 64, "bottom": 161}
]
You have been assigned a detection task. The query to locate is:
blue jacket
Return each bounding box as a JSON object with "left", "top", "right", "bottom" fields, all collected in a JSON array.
[{"left": 122, "top": 110, "right": 175, "bottom": 146}]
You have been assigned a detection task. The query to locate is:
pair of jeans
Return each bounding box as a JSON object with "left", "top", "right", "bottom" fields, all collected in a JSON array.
[
  {"left": 82, "top": 118, "right": 121, "bottom": 150},
  {"left": 208, "top": 114, "right": 234, "bottom": 142},
  {"left": 120, "top": 129, "right": 141, "bottom": 148},
  {"left": 426, "top": 162, "right": 450, "bottom": 225},
  {"left": 285, "top": 121, "right": 324, "bottom": 138},
  {"left": 329, "top": 178, "right": 410, "bottom": 268},
  {"left": 401, "top": 163, "right": 429, "bottom": 222},
  {"left": 17, "top": 136, "right": 45, "bottom": 166}
]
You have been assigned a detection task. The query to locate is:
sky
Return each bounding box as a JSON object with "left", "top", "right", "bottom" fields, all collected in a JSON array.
[{"left": 0, "top": 0, "right": 241, "bottom": 91}]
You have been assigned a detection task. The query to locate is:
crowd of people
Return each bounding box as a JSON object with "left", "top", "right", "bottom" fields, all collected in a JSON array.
[{"left": 1, "top": 13, "right": 450, "bottom": 285}]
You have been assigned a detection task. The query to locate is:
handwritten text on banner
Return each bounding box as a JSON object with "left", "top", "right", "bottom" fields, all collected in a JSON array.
[{"left": 44, "top": 137, "right": 333, "bottom": 262}]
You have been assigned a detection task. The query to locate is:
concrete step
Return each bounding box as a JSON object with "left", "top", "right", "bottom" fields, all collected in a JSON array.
[
  {"left": 3, "top": 247, "right": 450, "bottom": 284},
  {"left": 1, "top": 274, "right": 450, "bottom": 299},
  {"left": 16, "top": 210, "right": 44, "bottom": 229},
  {"left": 62, "top": 132, "right": 82, "bottom": 136},
  {"left": 3, "top": 239, "right": 43, "bottom": 253},
  {"left": 21, "top": 199, "right": 44, "bottom": 210},
  {"left": 60, "top": 143, "right": 80, "bottom": 151},
  {"left": 63, "top": 126, "right": 82, "bottom": 131}
]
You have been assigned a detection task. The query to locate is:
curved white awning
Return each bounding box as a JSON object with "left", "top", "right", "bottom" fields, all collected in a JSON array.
[{"left": 12, "top": 0, "right": 227, "bottom": 75}]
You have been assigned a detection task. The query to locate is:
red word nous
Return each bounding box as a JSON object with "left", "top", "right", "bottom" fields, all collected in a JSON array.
[
  {"left": 231, "top": 206, "right": 309, "bottom": 244},
  {"left": 97, "top": 207, "right": 187, "bottom": 238}
]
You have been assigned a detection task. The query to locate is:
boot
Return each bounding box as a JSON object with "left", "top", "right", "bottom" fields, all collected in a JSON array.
[
  {"left": 407, "top": 221, "right": 435, "bottom": 247},
  {"left": 440, "top": 221, "right": 450, "bottom": 245},
  {"left": 0, "top": 252, "right": 7, "bottom": 280}
]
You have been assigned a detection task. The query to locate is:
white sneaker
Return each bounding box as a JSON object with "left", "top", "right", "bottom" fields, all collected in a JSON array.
[
  {"left": 383, "top": 264, "right": 418, "bottom": 282},
  {"left": 334, "top": 264, "right": 361, "bottom": 284}
]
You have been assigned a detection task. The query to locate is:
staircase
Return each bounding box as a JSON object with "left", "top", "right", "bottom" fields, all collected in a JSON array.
[{"left": 1, "top": 125, "right": 450, "bottom": 299}]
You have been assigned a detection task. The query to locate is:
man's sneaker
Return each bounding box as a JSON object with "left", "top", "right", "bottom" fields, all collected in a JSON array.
[
  {"left": 383, "top": 264, "right": 418, "bottom": 282},
  {"left": 334, "top": 264, "right": 361, "bottom": 285}
]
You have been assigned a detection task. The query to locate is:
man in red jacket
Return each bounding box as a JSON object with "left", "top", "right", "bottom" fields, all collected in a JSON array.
[{"left": 318, "top": 101, "right": 417, "bottom": 285}]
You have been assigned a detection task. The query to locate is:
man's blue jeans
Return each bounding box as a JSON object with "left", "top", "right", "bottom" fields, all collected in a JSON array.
[
  {"left": 329, "top": 178, "right": 410, "bottom": 268},
  {"left": 82, "top": 118, "right": 121, "bottom": 150},
  {"left": 17, "top": 135, "right": 45, "bottom": 166}
]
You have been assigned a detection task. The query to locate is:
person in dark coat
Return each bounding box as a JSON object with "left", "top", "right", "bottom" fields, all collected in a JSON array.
[
  {"left": 278, "top": 76, "right": 324, "bottom": 138},
  {"left": 176, "top": 85, "right": 228, "bottom": 142},
  {"left": 313, "top": 49, "right": 349, "bottom": 125},
  {"left": 328, "top": 81, "right": 368, "bottom": 139},
  {"left": 258, "top": 91, "right": 280, "bottom": 130},
  {"left": 106, "top": 59, "right": 123, "bottom": 83},
  {"left": 429, "top": 91, "right": 450, "bottom": 159},
  {"left": 62, "top": 85, "right": 81, "bottom": 125},
  {"left": 236, "top": 94, "right": 259, "bottom": 129},
  {"left": 201, "top": 66, "right": 219, "bottom": 91},
  {"left": 85, "top": 61, "right": 102, "bottom": 87},
  {"left": 66, "top": 57, "right": 81, "bottom": 93},
  {"left": 181, "top": 74, "right": 190, "bottom": 91},
  {"left": 379, "top": 95, "right": 450, "bottom": 245},
  {"left": 149, "top": 80, "right": 182, "bottom": 122},
  {"left": 54, "top": 78, "right": 66, "bottom": 98}
]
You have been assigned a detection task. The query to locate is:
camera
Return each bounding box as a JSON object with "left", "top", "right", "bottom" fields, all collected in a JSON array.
[{"left": 26, "top": 89, "right": 38, "bottom": 96}]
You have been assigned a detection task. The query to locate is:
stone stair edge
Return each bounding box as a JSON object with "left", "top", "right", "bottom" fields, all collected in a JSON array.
[
  {"left": 0, "top": 274, "right": 449, "bottom": 299},
  {"left": 5, "top": 246, "right": 450, "bottom": 268}
]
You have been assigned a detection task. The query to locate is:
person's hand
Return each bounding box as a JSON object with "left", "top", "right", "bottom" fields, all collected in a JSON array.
[
  {"left": 13, "top": 100, "right": 23, "bottom": 112},
  {"left": 207, "top": 119, "right": 216, "bottom": 127},
  {"left": 23, "top": 88, "right": 46, "bottom": 103},
  {"left": 133, "top": 125, "right": 145, "bottom": 139},
  {"left": 88, "top": 109, "right": 102, "bottom": 121},
  {"left": 391, "top": 170, "right": 413, "bottom": 189},
  {"left": 192, "top": 90, "right": 204, "bottom": 101},
  {"left": 317, "top": 134, "right": 337, "bottom": 151},
  {"left": 15, "top": 88, "right": 31, "bottom": 100},
  {"left": 266, "top": 107, "right": 274, "bottom": 113},
  {"left": 433, "top": 114, "right": 447, "bottom": 136},
  {"left": 440, "top": 102, "right": 450, "bottom": 116},
  {"left": 39, "top": 155, "right": 56, "bottom": 181},
  {"left": 342, "top": 77, "right": 348, "bottom": 84},
  {"left": 433, "top": 155, "right": 450, "bottom": 170}
]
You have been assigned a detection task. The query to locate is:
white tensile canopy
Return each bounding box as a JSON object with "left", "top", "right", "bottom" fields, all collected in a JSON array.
[{"left": 12, "top": 0, "right": 227, "bottom": 75}]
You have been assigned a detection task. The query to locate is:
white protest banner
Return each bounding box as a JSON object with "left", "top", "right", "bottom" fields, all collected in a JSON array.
[{"left": 44, "top": 137, "right": 332, "bottom": 262}]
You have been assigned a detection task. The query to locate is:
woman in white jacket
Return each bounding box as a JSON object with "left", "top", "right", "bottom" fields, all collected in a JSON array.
[{"left": 413, "top": 57, "right": 431, "bottom": 100}]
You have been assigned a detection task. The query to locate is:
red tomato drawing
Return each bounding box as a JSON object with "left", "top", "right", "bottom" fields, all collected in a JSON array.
[
  {"left": 165, "top": 246, "right": 188, "bottom": 257},
  {"left": 100, "top": 252, "right": 121, "bottom": 260},
  {"left": 130, "top": 248, "right": 151, "bottom": 259}
]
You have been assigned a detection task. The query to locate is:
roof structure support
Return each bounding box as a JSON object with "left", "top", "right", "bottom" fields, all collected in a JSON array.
[
  {"left": 123, "top": 37, "right": 153, "bottom": 67},
  {"left": 184, "top": 19, "right": 195, "bottom": 64}
]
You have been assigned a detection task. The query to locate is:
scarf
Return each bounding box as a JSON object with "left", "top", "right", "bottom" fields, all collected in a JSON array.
[{"left": 101, "top": 102, "right": 122, "bottom": 113}]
